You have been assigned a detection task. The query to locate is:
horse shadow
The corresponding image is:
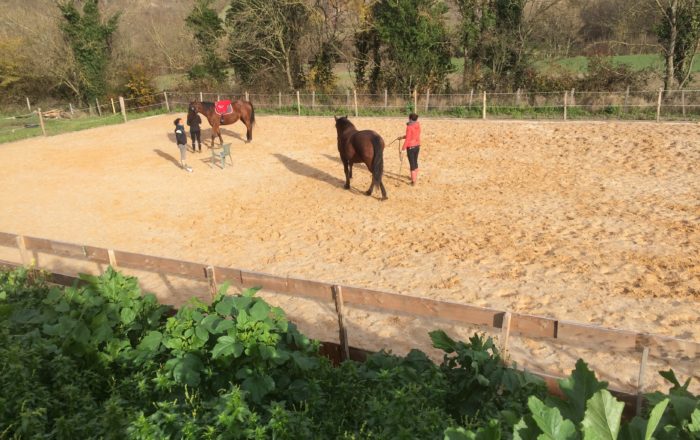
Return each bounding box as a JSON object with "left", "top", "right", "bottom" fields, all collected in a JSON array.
[
  {"left": 154, "top": 149, "right": 181, "bottom": 168},
  {"left": 320, "top": 153, "right": 409, "bottom": 184},
  {"left": 273, "top": 154, "right": 347, "bottom": 189},
  {"left": 203, "top": 127, "right": 246, "bottom": 146}
]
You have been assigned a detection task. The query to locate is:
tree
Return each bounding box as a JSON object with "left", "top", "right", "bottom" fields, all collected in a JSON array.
[
  {"left": 655, "top": 0, "right": 700, "bottom": 90},
  {"left": 57, "top": 0, "right": 119, "bottom": 103},
  {"left": 226, "top": 0, "right": 316, "bottom": 90},
  {"left": 356, "top": 0, "right": 453, "bottom": 93},
  {"left": 186, "top": 0, "right": 227, "bottom": 83}
]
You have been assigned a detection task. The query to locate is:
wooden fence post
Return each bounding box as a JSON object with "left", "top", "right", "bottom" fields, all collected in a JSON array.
[
  {"left": 564, "top": 91, "right": 568, "bottom": 121},
  {"left": 346, "top": 89, "right": 350, "bottom": 111},
  {"left": 353, "top": 89, "right": 358, "bottom": 117},
  {"left": 205, "top": 266, "right": 218, "bottom": 300},
  {"left": 296, "top": 90, "right": 301, "bottom": 115},
  {"left": 656, "top": 88, "right": 663, "bottom": 122},
  {"left": 26, "top": 97, "right": 31, "bottom": 112},
  {"left": 312, "top": 90, "right": 315, "bottom": 110},
  {"left": 384, "top": 88, "right": 388, "bottom": 110},
  {"left": 413, "top": 89, "right": 418, "bottom": 111},
  {"left": 482, "top": 91, "right": 487, "bottom": 119},
  {"left": 469, "top": 88, "right": 474, "bottom": 107},
  {"left": 332, "top": 285, "right": 350, "bottom": 361},
  {"left": 69, "top": 103, "right": 74, "bottom": 116},
  {"left": 636, "top": 347, "right": 650, "bottom": 416},
  {"left": 570, "top": 88, "right": 575, "bottom": 105},
  {"left": 682, "top": 90, "right": 686, "bottom": 118},
  {"left": 119, "top": 96, "right": 127, "bottom": 122},
  {"left": 278, "top": 91, "right": 282, "bottom": 108},
  {"left": 110, "top": 98, "right": 116, "bottom": 114},
  {"left": 516, "top": 88, "right": 521, "bottom": 106},
  {"left": 163, "top": 92, "right": 170, "bottom": 112},
  {"left": 245, "top": 91, "right": 249, "bottom": 101},
  {"left": 108, "top": 249, "right": 117, "bottom": 269},
  {"left": 500, "top": 312, "right": 512, "bottom": 356},
  {"left": 217, "top": 94, "right": 220, "bottom": 102},
  {"left": 199, "top": 91, "right": 203, "bottom": 102},
  {"left": 624, "top": 86, "right": 630, "bottom": 114},
  {"left": 37, "top": 108, "right": 46, "bottom": 136},
  {"left": 425, "top": 89, "right": 430, "bottom": 112},
  {"left": 16, "top": 235, "right": 30, "bottom": 266},
  {"left": 95, "top": 98, "right": 102, "bottom": 117}
]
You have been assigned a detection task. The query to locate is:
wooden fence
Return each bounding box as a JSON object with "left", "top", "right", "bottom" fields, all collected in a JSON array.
[{"left": 1, "top": 231, "right": 698, "bottom": 413}]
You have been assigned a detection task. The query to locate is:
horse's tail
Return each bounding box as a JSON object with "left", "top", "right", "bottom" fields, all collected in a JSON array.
[
  {"left": 371, "top": 135, "right": 384, "bottom": 187},
  {"left": 248, "top": 101, "right": 255, "bottom": 126}
]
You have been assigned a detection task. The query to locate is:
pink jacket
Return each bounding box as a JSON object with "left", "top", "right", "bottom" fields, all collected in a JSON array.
[{"left": 402, "top": 121, "right": 421, "bottom": 150}]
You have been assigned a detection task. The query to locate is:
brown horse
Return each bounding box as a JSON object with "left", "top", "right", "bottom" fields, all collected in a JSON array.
[
  {"left": 188, "top": 99, "right": 255, "bottom": 146},
  {"left": 334, "top": 116, "right": 387, "bottom": 200}
]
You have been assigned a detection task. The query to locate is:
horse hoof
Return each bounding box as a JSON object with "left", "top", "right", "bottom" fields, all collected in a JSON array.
[
  {"left": 365, "top": 191, "right": 372, "bottom": 196},
  {"left": 381, "top": 197, "right": 388, "bottom": 201},
  {"left": 344, "top": 185, "right": 350, "bottom": 190}
]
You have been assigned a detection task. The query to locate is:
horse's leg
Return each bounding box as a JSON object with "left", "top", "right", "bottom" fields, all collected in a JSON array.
[
  {"left": 218, "top": 129, "right": 224, "bottom": 146},
  {"left": 342, "top": 159, "right": 350, "bottom": 190},
  {"left": 244, "top": 117, "right": 252, "bottom": 142},
  {"left": 379, "top": 181, "right": 388, "bottom": 200}
]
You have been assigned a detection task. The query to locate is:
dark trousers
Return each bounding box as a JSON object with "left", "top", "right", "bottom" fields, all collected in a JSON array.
[
  {"left": 407, "top": 146, "right": 420, "bottom": 170},
  {"left": 190, "top": 130, "right": 201, "bottom": 150}
]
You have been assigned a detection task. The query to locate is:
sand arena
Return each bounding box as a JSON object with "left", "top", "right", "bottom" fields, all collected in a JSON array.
[{"left": 0, "top": 114, "right": 698, "bottom": 392}]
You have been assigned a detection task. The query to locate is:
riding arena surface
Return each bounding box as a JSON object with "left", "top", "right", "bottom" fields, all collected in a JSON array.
[{"left": 0, "top": 114, "right": 698, "bottom": 392}]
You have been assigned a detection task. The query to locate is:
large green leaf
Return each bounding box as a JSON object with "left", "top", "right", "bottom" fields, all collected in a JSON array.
[
  {"left": 241, "top": 373, "right": 275, "bottom": 403},
  {"left": 249, "top": 300, "right": 270, "bottom": 321},
  {"left": 137, "top": 330, "right": 163, "bottom": 352},
  {"left": 528, "top": 396, "right": 576, "bottom": 440},
  {"left": 214, "top": 297, "right": 235, "bottom": 316},
  {"left": 166, "top": 353, "right": 203, "bottom": 386},
  {"left": 552, "top": 359, "right": 608, "bottom": 423},
  {"left": 430, "top": 329, "right": 457, "bottom": 353},
  {"left": 194, "top": 324, "right": 209, "bottom": 343},
  {"left": 669, "top": 394, "right": 697, "bottom": 423},
  {"left": 120, "top": 307, "right": 136, "bottom": 325},
  {"left": 645, "top": 398, "right": 669, "bottom": 440},
  {"left": 212, "top": 335, "right": 243, "bottom": 359},
  {"left": 688, "top": 408, "right": 700, "bottom": 435},
  {"left": 582, "top": 390, "right": 624, "bottom": 440}
]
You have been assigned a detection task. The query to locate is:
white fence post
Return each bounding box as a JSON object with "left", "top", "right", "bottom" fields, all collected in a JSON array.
[
  {"left": 95, "top": 98, "right": 102, "bottom": 117},
  {"left": 384, "top": 88, "right": 388, "bottom": 110},
  {"left": 26, "top": 97, "right": 31, "bottom": 112},
  {"left": 245, "top": 91, "right": 249, "bottom": 101},
  {"left": 119, "top": 96, "right": 127, "bottom": 122},
  {"left": 312, "top": 90, "right": 315, "bottom": 110},
  {"left": 564, "top": 91, "right": 568, "bottom": 120},
  {"left": 163, "top": 92, "right": 170, "bottom": 112},
  {"left": 296, "top": 90, "right": 301, "bottom": 116},
  {"left": 110, "top": 98, "right": 116, "bottom": 114},
  {"left": 413, "top": 89, "right": 418, "bottom": 112},
  {"left": 656, "top": 88, "right": 663, "bottom": 122},
  {"left": 199, "top": 91, "right": 203, "bottom": 102},
  {"left": 278, "top": 91, "right": 282, "bottom": 108},
  {"left": 37, "top": 108, "right": 46, "bottom": 136},
  {"left": 69, "top": 103, "right": 74, "bottom": 116},
  {"left": 482, "top": 91, "right": 487, "bottom": 119},
  {"left": 469, "top": 89, "right": 474, "bottom": 107},
  {"left": 425, "top": 89, "right": 430, "bottom": 112},
  {"left": 353, "top": 89, "right": 358, "bottom": 117}
]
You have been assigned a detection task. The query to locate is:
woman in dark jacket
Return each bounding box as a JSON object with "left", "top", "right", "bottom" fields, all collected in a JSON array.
[{"left": 187, "top": 110, "right": 202, "bottom": 152}]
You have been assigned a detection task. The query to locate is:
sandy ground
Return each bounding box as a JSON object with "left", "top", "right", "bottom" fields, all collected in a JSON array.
[{"left": 0, "top": 114, "right": 698, "bottom": 393}]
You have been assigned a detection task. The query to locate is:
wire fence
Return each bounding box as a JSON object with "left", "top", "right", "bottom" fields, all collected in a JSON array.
[{"left": 3, "top": 88, "right": 700, "bottom": 144}]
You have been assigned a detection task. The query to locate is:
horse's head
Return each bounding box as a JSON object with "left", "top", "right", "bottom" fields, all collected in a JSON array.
[
  {"left": 334, "top": 115, "right": 353, "bottom": 134},
  {"left": 188, "top": 100, "right": 200, "bottom": 115}
]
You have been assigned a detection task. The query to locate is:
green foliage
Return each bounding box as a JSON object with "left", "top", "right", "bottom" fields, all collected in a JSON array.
[
  {"left": 2, "top": 267, "right": 697, "bottom": 438},
  {"left": 356, "top": 0, "right": 454, "bottom": 93},
  {"left": 186, "top": 0, "right": 227, "bottom": 83},
  {"left": 656, "top": 0, "right": 700, "bottom": 89},
  {"left": 122, "top": 66, "right": 158, "bottom": 110},
  {"left": 57, "top": 0, "right": 119, "bottom": 103}
]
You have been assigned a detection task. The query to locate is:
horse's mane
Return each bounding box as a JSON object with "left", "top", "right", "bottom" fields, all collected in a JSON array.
[
  {"left": 335, "top": 116, "right": 356, "bottom": 133},
  {"left": 200, "top": 101, "right": 215, "bottom": 111}
]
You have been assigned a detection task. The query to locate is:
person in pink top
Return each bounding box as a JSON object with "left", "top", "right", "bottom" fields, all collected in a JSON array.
[{"left": 397, "top": 113, "right": 421, "bottom": 185}]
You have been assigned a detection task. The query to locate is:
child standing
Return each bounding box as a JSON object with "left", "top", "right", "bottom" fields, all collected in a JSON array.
[
  {"left": 187, "top": 110, "right": 202, "bottom": 152},
  {"left": 397, "top": 113, "right": 421, "bottom": 185},
  {"left": 174, "top": 118, "right": 192, "bottom": 172}
]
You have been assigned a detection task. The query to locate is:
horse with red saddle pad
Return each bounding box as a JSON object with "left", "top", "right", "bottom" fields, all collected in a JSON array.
[{"left": 188, "top": 98, "right": 255, "bottom": 147}]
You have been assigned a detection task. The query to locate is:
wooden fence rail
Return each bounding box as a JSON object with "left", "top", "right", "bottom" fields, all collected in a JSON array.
[{"left": 1, "top": 231, "right": 698, "bottom": 411}]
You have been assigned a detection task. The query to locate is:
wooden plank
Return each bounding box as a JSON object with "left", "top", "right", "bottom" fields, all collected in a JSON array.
[
  {"left": 23, "top": 237, "right": 87, "bottom": 259},
  {"left": 112, "top": 250, "right": 206, "bottom": 279},
  {"left": 342, "top": 286, "right": 503, "bottom": 328},
  {"left": 0, "top": 259, "right": 20, "bottom": 269},
  {"left": 213, "top": 266, "right": 243, "bottom": 288},
  {"left": 286, "top": 276, "right": 333, "bottom": 301},
  {"left": 511, "top": 313, "right": 558, "bottom": 339},
  {"left": 500, "top": 312, "right": 512, "bottom": 353},
  {"left": 240, "top": 270, "right": 288, "bottom": 293},
  {"left": 0, "top": 232, "right": 17, "bottom": 248},
  {"left": 16, "top": 236, "right": 29, "bottom": 265},
  {"left": 84, "top": 246, "right": 110, "bottom": 264},
  {"left": 557, "top": 321, "right": 638, "bottom": 352},
  {"left": 636, "top": 333, "right": 700, "bottom": 361},
  {"left": 205, "top": 266, "right": 217, "bottom": 300},
  {"left": 636, "top": 347, "right": 649, "bottom": 416}
]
